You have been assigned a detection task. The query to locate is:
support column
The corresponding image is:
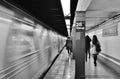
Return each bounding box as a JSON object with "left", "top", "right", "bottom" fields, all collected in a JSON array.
[{"left": 72, "top": 11, "right": 85, "bottom": 79}]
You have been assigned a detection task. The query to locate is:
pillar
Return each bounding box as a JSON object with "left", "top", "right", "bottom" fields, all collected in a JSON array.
[{"left": 72, "top": 11, "right": 85, "bottom": 79}]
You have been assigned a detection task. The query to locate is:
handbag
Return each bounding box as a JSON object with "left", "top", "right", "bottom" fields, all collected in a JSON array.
[{"left": 96, "top": 44, "right": 101, "bottom": 52}]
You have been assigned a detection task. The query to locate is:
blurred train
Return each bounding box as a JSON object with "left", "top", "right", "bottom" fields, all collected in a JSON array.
[{"left": 0, "top": 3, "right": 66, "bottom": 79}]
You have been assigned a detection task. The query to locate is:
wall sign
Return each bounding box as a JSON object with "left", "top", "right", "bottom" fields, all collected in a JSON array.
[{"left": 102, "top": 23, "right": 118, "bottom": 37}]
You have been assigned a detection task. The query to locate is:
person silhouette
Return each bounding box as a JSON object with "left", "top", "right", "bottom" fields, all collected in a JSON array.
[
  {"left": 85, "top": 35, "right": 91, "bottom": 62},
  {"left": 65, "top": 36, "right": 72, "bottom": 56},
  {"left": 91, "top": 35, "right": 101, "bottom": 66}
]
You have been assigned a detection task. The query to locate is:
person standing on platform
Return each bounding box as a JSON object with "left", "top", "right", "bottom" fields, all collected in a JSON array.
[
  {"left": 65, "top": 36, "right": 72, "bottom": 56},
  {"left": 85, "top": 35, "right": 91, "bottom": 62},
  {"left": 91, "top": 35, "right": 101, "bottom": 66}
]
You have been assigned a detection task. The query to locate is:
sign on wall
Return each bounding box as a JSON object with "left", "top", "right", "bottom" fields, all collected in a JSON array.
[{"left": 102, "top": 23, "right": 118, "bottom": 37}]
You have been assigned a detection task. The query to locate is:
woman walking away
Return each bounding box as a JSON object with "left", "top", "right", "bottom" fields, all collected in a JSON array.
[{"left": 91, "top": 35, "right": 101, "bottom": 66}]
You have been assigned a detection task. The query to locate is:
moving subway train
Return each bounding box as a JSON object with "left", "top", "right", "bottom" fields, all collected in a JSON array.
[{"left": 0, "top": 4, "right": 66, "bottom": 79}]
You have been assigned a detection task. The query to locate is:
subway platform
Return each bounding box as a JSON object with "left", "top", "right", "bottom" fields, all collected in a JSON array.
[
  {"left": 85, "top": 54, "right": 120, "bottom": 79},
  {"left": 43, "top": 48, "right": 120, "bottom": 79},
  {"left": 44, "top": 49, "right": 75, "bottom": 79}
]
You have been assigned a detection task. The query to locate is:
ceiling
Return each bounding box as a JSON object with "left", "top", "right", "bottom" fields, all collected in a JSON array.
[
  {"left": 86, "top": 0, "right": 120, "bottom": 31},
  {"left": 70, "top": 0, "right": 78, "bottom": 30},
  {"left": 4, "top": 0, "right": 119, "bottom": 36},
  {"left": 4, "top": 0, "right": 68, "bottom": 36}
]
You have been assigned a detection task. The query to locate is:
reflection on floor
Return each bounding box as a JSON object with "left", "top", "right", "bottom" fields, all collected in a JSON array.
[
  {"left": 44, "top": 49, "right": 75, "bottom": 79},
  {"left": 43, "top": 49, "right": 120, "bottom": 79},
  {"left": 85, "top": 55, "right": 120, "bottom": 79}
]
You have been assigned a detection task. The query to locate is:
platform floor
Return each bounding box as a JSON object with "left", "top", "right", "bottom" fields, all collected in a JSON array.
[
  {"left": 44, "top": 49, "right": 75, "bottom": 79},
  {"left": 85, "top": 55, "right": 120, "bottom": 79},
  {"left": 43, "top": 49, "right": 120, "bottom": 79}
]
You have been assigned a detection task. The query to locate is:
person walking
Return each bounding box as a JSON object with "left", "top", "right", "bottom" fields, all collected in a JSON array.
[
  {"left": 85, "top": 35, "right": 91, "bottom": 62},
  {"left": 91, "top": 35, "right": 101, "bottom": 66},
  {"left": 65, "top": 36, "right": 72, "bottom": 56}
]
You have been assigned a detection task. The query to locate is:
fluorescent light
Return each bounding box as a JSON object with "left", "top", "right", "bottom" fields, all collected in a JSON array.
[
  {"left": 65, "top": 19, "right": 70, "bottom": 25},
  {"left": 67, "top": 25, "right": 70, "bottom": 29},
  {"left": 60, "top": 0, "right": 70, "bottom": 15}
]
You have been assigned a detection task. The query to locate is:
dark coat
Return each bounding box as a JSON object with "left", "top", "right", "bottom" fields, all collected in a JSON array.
[{"left": 85, "top": 35, "right": 91, "bottom": 50}]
